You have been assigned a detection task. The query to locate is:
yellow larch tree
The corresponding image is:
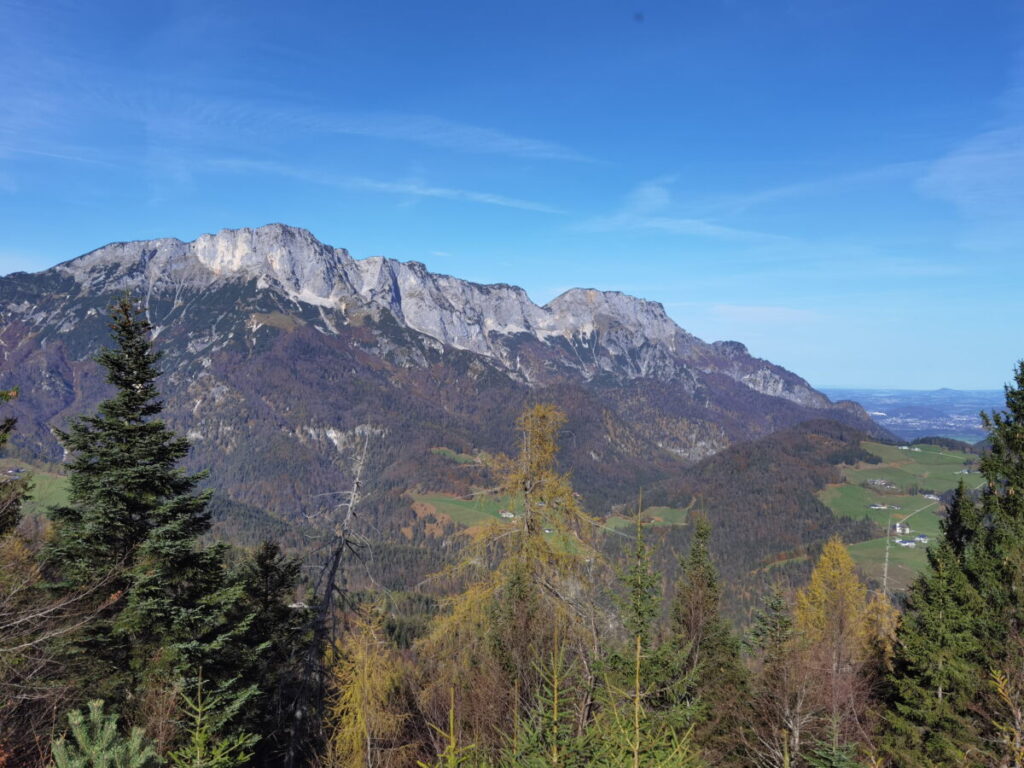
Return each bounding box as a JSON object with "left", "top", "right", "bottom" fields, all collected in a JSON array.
[
  {"left": 322, "top": 606, "right": 419, "bottom": 768},
  {"left": 414, "top": 404, "right": 604, "bottom": 759},
  {"left": 793, "top": 536, "right": 876, "bottom": 758}
]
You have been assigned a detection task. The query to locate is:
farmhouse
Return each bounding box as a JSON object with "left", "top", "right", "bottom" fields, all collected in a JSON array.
[
  {"left": 498, "top": 510, "right": 515, "bottom": 519},
  {"left": 915, "top": 534, "right": 929, "bottom": 543},
  {"left": 896, "top": 539, "right": 916, "bottom": 548},
  {"left": 893, "top": 522, "right": 910, "bottom": 535}
]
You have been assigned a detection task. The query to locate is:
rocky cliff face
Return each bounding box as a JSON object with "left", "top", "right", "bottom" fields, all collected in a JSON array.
[
  {"left": 0, "top": 224, "right": 885, "bottom": 519},
  {"left": 32, "top": 224, "right": 828, "bottom": 403}
]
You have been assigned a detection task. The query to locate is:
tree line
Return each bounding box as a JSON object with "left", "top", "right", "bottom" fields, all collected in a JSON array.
[{"left": 2, "top": 296, "right": 1024, "bottom": 767}]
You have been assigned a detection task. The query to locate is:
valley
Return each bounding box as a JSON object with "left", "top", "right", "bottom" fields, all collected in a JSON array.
[{"left": 819, "top": 440, "right": 982, "bottom": 590}]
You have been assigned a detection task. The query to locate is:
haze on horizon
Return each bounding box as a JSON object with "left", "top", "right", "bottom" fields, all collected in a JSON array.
[{"left": 1, "top": 0, "right": 1022, "bottom": 390}]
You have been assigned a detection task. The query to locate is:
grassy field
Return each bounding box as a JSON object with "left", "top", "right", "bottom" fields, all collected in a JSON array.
[
  {"left": 0, "top": 457, "right": 69, "bottom": 518},
  {"left": 847, "top": 537, "right": 930, "bottom": 592},
  {"left": 413, "top": 491, "right": 689, "bottom": 538},
  {"left": 844, "top": 442, "right": 979, "bottom": 494},
  {"left": 411, "top": 493, "right": 519, "bottom": 528},
  {"left": 430, "top": 447, "right": 481, "bottom": 465},
  {"left": 602, "top": 505, "right": 690, "bottom": 531},
  {"left": 818, "top": 441, "right": 981, "bottom": 589}
]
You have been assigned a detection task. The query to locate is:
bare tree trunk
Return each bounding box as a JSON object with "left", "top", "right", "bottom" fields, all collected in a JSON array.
[{"left": 286, "top": 432, "right": 372, "bottom": 768}]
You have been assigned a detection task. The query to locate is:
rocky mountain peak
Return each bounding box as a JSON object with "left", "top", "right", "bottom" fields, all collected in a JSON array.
[
  {"left": 7, "top": 224, "right": 847, "bottom": 409},
  {"left": 55, "top": 224, "right": 352, "bottom": 306},
  {"left": 545, "top": 288, "right": 683, "bottom": 348}
]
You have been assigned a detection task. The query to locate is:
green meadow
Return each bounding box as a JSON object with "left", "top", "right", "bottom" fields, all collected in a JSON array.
[
  {"left": 819, "top": 441, "right": 981, "bottom": 589},
  {"left": 429, "top": 446, "right": 481, "bottom": 465},
  {"left": 1, "top": 457, "right": 70, "bottom": 518},
  {"left": 411, "top": 492, "right": 518, "bottom": 528},
  {"left": 413, "top": 489, "right": 689, "bottom": 536},
  {"left": 602, "top": 505, "right": 690, "bottom": 531}
]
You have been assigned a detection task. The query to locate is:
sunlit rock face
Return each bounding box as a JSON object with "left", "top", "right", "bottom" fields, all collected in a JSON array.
[{"left": 39, "top": 224, "right": 830, "bottom": 403}]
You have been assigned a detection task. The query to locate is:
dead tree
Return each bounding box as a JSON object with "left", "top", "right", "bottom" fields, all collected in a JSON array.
[{"left": 285, "top": 430, "right": 372, "bottom": 768}]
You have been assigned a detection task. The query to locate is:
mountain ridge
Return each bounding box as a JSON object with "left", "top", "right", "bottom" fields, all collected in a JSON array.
[
  {"left": 14, "top": 223, "right": 834, "bottom": 407},
  {"left": 0, "top": 223, "right": 890, "bottom": 522}
]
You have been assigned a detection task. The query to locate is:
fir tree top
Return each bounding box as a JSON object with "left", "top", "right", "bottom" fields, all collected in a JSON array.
[{"left": 49, "top": 294, "right": 209, "bottom": 582}]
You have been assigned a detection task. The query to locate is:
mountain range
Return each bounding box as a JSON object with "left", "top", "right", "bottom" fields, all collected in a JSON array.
[{"left": 0, "top": 224, "right": 889, "bottom": 533}]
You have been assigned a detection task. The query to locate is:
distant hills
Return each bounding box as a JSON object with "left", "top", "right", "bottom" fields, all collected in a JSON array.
[{"left": 820, "top": 387, "right": 1003, "bottom": 443}]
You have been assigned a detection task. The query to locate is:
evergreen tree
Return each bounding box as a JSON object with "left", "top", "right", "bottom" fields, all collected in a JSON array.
[
  {"left": 744, "top": 587, "right": 814, "bottom": 768},
  {"left": 167, "top": 677, "right": 258, "bottom": 768},
  {"left": 976, "top": 362, "right": 1024, "bottom": 642},
  {"left": 50, "top": 296, "right": 210, "bottom": 583},
  {"left": 617, "top": 509, "right": 660, "bottom": 651},
  {"left": 884, "top": 364, "right": 1024, "bottom": 767},
  {"left": 882, "top": 486, "right": 988, "bottom": 766},
  {"left": 603, "top": 509, "right": 666, "bottom": 713},
  {"left": 46, "top": 296, "right": 272, "bottom": 740},
  {"left": 50, "top": 699, "right": 162, "bottom": 768},
  {"left": 665, "top": 516, "right": 748, "bottom": 765},
  {"left": 232, "top": 542, "right": 311, "bottom": 767}
]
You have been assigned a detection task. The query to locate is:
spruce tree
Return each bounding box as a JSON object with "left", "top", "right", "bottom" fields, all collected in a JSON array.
[
  {"left": 232, "top": 542, "right": 311, "bottom": 767},
  {"left": 618, "top": 510, "right": 660, "bottom": 650},
  {"left": 50, "top": 296, "right": 209, "bottom": 583},
  {"left": 883, "top": 484, "right": 988, "bottom": 766},
  {"left": 883, "top": 363, "right": 1024, "bottom": 766},
  {"left": 47, "top": 296, "right": 259, "bottom": 731},
  {"left": 50, "top": 699, "right": 162, "bottom": 768},
  {"left": 664, "top": 516, "right": 748, "bottom": 765},
  {"left": 976, "top": 362, "right": 1024, "bottom": 638}
]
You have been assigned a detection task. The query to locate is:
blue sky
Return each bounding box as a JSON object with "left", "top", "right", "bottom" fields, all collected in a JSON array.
[{"left": 1, "top": 0, "right": 1022, "bottom": 389}]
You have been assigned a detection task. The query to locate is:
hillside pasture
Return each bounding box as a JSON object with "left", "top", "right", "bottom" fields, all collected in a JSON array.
[
  {"left": 603, "top": 504, "right": 690, "bottom": 531},
  {"left": 845, "top": 441, "right": 979, "bottom": 494},
  {"left": 429, "top": 447, "right": 480, "bottom": 465},
  {"left": 0, "top": 458, "right": 69, "bottom": 518},
  {"left": 820, "top": 484, "right": 938, "bottom": 529},
  {"left": 410, "top": 492, "right": 518, "bottom": 528},
  {"left": 847, "top": 537, "right": 929, "bottom": 592},
  {"left": 820, "top": 440, "right": 978, "bottom": 591}
]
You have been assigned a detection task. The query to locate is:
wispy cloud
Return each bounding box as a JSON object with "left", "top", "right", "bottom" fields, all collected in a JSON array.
[
  {"left": 0, "top": 4, "right": 592, "bottom": 205},
  {"left": 918, "top": 124, "right": 1024, "bottom": 223},
  {"left": 121, "top": 93, "right": 595, "bottom": 162},
  {"left": 578, "top": 177, "right": 791, "bottom": 243},
  {"left": 713, "top": 160, "right": 928, "bottom": 216},
  {"left": 289, "top": 111, "right": 593, "bottom": 162},
  {"left": 916, "top": 47, "right": 1024, "bottom": 250},
  {"left": 349, "top": 176, "right": 565, "bottom": 213},
  {"left": 209, "top": 157, "right": 566, "bottom": 214}
]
